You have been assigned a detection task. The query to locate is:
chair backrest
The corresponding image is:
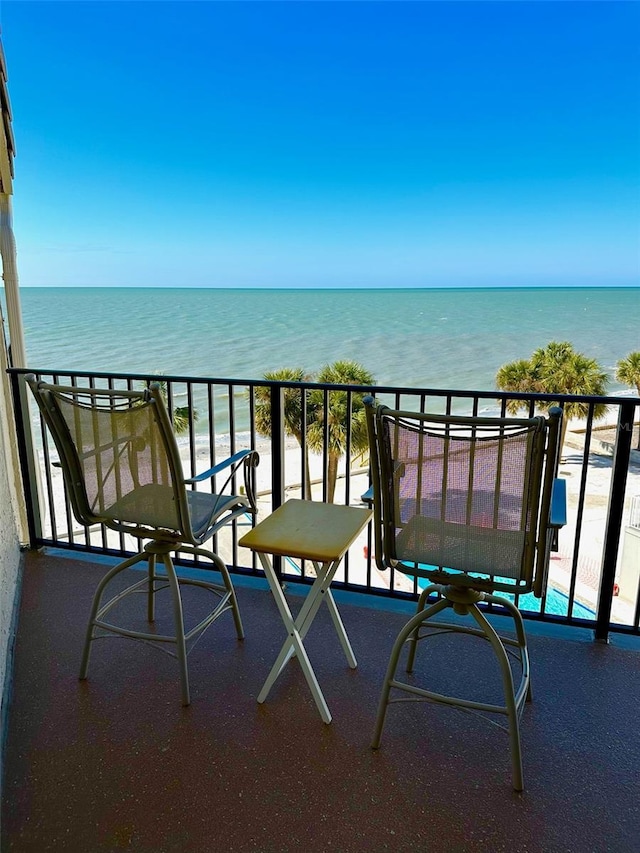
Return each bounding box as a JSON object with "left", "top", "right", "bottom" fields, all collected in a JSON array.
[
  {"left": 27, "top": 376, "right": 194, "bottom": 541},
  {"left": 364, "top": 398, "right": 562, "bottom": 596}
]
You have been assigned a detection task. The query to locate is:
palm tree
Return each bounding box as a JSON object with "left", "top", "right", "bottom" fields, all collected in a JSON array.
[
  {"left": 253, "top": 368, "right": 317, "bottom": 498},
  {"left": 307, "top": 360, "right": 375, "bottom": 503},
  {"left": 616, "top": 351, "right": 640, "bottom": 449},
  {"left": 616, "top": 352, "right": 640, "bottom": 396},
  {"left": 141, "top": 379, "right": 198, "bottom": 436},
  {"left": 496, "top": 341, "right": 609, "bottom": 455},
  {"left": 495, "top": 358, "right": 543, "bottom": 399}
]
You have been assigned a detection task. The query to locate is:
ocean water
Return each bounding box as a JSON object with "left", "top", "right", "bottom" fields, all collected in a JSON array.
[{"left": 10, "top": 286, "right": 640, "bottom": 395}]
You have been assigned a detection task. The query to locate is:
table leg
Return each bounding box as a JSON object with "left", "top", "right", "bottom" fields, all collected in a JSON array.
[
  {"left": 312, "top": 561, "right": 357, "bottom": 669},
  {"left": 264, "top": 559, "right": 338, "bottom": 671},
  {"left": 256, "top": 553, "right": 333, "bottom": 723}
]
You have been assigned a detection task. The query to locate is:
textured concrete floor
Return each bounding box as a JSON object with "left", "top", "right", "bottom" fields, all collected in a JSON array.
[{"left": 2, "top": 550, "right": 640, "bottom": 852}]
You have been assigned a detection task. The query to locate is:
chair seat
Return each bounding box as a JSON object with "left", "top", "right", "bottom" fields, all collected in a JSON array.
[
  {"left": 105, "top": 484, "right": 249, "bottom": 541},
  {"left": 187, "top": 490, "right": 250, "bottom": 540},
  {"left": 105, "top": 484, "right": 180, "bottom": 531},
  {"left": 396, "top": 515, "right": 527, "bottom": 580}
]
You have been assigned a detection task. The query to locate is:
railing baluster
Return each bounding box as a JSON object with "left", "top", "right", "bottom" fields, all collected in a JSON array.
[
  {"left": 269, "top": 385, "right": 285, "bottom": 580},
  {"left": 10, "top": 371, "right": 42, "bottom": 545},
  {"left": 595, "top": 401, "right": 635, "bottom": 642}
]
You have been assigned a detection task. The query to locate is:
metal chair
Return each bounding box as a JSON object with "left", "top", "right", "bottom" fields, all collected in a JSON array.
[
  {"left": 27, "top": 376, "right": 259, "bottom": 706},
  {"left": 364, "top": 396, "right": 565, "bottom": 791}
]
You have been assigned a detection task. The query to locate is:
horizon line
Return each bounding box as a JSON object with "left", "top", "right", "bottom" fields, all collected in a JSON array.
[{"left": 17, "top": 283, "right": 640, "bottom": 292}]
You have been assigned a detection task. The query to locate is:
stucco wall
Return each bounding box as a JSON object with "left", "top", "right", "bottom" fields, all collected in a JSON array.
[
  {"left": 0, "top": 354, "right": 22, "bottom": 791},
  {"left": 0, "top": 418, "right": 20, "bottom": 693}
]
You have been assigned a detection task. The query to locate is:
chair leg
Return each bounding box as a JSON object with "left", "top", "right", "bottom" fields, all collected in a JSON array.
[
  {"left": 489, "top": 593, "right": 532, "bottom": 705},
  {"left": 374, "top": 590, "right": 529, "bottom": 791},
  {"left": 81, "top": 542, "right": 243, "bottom": 706},
  {"left": 187, "top": 545, "right": 244, "bottom": 640},
  {"left": 372, "top": 630, "right": 408, "bottom": 749},
  {"left": 80, "top": 551, "right": 148, "bottom": 681},
  {"left": 162, "top": 554, "right": 190, "bottom": 707},
  {"left": 406, "top": 583, "right": 441, "bottom": 673},
  {"left": 468, "top": 603, "right": 525, "bottom": 792},
  {"left": 372, "top": 598, "right": 451, "bottom": 749},
  {"left": 208, "top": 550, "right": 245, "bottom": 641},
  {"left": 147, "top": 553, "right": 157, "bottom": 623}
]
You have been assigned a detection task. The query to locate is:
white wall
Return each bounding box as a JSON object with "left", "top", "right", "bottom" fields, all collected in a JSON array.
[
  {"left": 0, "top": 328, "right": 23, "bottom": 799},
  {"left": 0, "top": 415, "right": 21, "bottom": 698}
]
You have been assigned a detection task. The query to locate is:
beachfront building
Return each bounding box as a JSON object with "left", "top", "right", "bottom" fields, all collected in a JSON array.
[{"left": 0, "top": 39, "right": 25, "bottom": 807}]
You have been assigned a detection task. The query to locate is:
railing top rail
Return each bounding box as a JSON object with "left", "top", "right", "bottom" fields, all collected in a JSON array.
[{"left": 7, "top": 366, "right": 639, "bottom": 408}]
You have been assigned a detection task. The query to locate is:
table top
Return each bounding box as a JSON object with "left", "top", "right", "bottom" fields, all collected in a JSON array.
[{"left": 238, "top": 499, "right": 372, "bottom": 563}]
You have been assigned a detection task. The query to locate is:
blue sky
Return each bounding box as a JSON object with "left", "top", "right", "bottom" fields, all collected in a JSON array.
[{"left": 2, "top": 0, "right": 639, "bottom": 288}]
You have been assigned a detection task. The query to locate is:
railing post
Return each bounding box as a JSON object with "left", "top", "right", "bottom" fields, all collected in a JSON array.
[
  {"left": 595, "top": 401, "right": 635, "bottom": 643},
  {"left": 269, "top": 384, "right": 285, "bottom": 579},
  {"left": 10, "top": 370, "right": 43, "bottom": 546}
]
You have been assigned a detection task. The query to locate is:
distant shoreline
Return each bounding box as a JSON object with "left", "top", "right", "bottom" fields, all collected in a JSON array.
[{"left": 14, "top": 284, "right": 640, "bottom": 293}]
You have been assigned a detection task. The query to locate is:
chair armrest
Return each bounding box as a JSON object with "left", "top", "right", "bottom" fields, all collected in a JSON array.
[
  {"left": 550, "top": 478, "right": 567, "bottom": 528},
  {"left": 185, "top": 449, "right": 255, "bottom": 484},
  {"left": 361, "top": 485, "right": 374, "bottom": 506},
  {"left": 185, "top": 448, "right": 260, "bottom": 514}
]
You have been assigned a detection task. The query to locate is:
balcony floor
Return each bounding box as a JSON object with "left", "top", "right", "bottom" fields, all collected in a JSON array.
[{"left": 3, "top": 550, "right": 640, "bottom": 852}]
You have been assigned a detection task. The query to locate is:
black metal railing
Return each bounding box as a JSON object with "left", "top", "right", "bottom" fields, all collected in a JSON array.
[{"left": 9, "top": 366, "right": 640, "bottom": 642}]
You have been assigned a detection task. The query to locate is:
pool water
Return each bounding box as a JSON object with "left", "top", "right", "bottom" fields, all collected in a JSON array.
[
  {"left": 515, "top": 587, "right": 594, "bottom": 620},
  {"left": 417, "top": 579, "right": 595, "bottom": 620},
  {"left": 285, "top": 554, "right": 595, "bottom": 621}
]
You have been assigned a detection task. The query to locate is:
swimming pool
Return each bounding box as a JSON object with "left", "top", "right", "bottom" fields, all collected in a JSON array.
[
  {"left": 514, "top": 587, "right": 595, "bottom": 620},
  {"left": 283, "top": 548, "right": 596, "bottom": 620},
  {"left": 417, "top": 579, "right": 595, "bottom": 620}
]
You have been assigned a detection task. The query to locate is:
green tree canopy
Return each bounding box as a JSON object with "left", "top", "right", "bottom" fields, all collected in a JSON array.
[
  {"left": 615, "top": 352, "right": 640, "bottom": 397},
  {"left": 253, "top": 368, "right": 316, "bottom": 498},
  {"left": 142, "top": 379, "right": 198, "bottom": 436},
  {"left": 253, "top": 368, "right": 315, "bottom": 445},
  {"left": 496, "top": 341, "right": 609, "bottom": 453},
  {"left": 307, "top": 360, "right": 375, "bottom": 502},
  {"left": 615, "top": 351, "right": 640, "bottom": 449},
  {"left": 253, "top": 360, "right": 375, "bottom": 503}
]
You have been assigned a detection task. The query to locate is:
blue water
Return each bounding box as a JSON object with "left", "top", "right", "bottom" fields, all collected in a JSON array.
[
  {"left": 506, "top": 587, "right": 594, "bottom": 619},
  {"left": 9, "top": 286, "right": 639, "bottom": 395},
  {"left": 417, "top": 580, "right": 594, "bottom": 620}
]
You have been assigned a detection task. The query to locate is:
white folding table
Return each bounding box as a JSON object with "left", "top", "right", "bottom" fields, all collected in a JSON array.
[{"left": 239, "top": 499, "right": 372, "bottom": 723}]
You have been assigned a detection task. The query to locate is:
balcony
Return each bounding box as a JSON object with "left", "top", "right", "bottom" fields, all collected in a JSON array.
[
  {"left": 3, "top": 548, "right": 640, "bottom": 852},
  {"left": 2, "top": 368, "right": 640, "bottom": 851}
]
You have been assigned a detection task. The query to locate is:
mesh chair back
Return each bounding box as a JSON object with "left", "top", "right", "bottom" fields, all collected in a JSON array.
[
  {"left": 369, "top": 405, "right": 556, "bottom": 594},
  {"left": 28, "top": 378, "right": 191, "bottom": 539}
]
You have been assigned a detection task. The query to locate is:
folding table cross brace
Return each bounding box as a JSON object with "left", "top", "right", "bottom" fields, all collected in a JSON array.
[{"left": 239, "top": 499, "right": 372, "bottom": 723}]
